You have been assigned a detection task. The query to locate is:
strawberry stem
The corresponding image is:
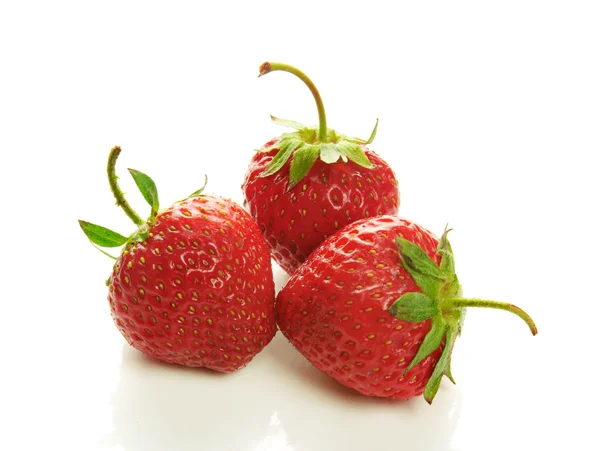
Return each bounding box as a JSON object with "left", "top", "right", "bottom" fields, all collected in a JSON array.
[
  {"left": 259, "top": 62, "right": 328, "bottom": 142},
  {"left": 107, "top": 146, "right": 144, "bottom": 226},
  {"left": 447, "top": 298, "right": 538, "bottom": 336}
]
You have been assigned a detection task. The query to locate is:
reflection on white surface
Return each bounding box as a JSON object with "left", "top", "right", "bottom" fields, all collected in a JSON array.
[
  {"left": 106, "top": 330, "right": 463, "bottom": 451},
  {"left": 253, "top": 413, "right": 294, "bottom": 451},
  {"left": 108, "top": 347, "right": 274, "bottom": 450},
  {"left": 258, "top": 334, "right": 463, "bottom": 451}
]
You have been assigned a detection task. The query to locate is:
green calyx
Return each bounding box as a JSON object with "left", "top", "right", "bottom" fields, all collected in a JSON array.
[
  {"left": 78, "top": 146, "right": 208, "bottom": 258},
  {"left": 388, "top": 227, "right": 538, "bottom": 404},
  {"left": 257, "top": 62, "right": 377, "bottom": 189}
]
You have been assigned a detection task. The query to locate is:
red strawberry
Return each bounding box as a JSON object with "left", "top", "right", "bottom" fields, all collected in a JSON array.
[
  {"left": 242, "top": 62, "right": 400, "bottom": 274},
  {"left": 276, "top": 215, "right": 537, "bottom": 402},
  {"left": 79, "top": 146, "right": 276, "bottom": 372}
]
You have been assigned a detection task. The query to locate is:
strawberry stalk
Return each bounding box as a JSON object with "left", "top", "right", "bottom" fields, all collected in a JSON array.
[
  {"left": 259, "top": 62, "right": 328, "bottom": 141},
  {"left": 445, "top": 298, "right": 538, "bottom": 335},
  {"left": 107, "top": 146, "right": 144, "bottom": 226},
  {"left": 388, "top": 227, "right": 538, "bottom": 403}
]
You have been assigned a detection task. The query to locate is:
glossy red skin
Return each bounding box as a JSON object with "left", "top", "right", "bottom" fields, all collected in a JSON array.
[
  {"left": 276, "top": 216, "right": 443, "bottom": 399},
  {"left": 108, "top": 195, "right": 276, "bottom": 373},
  {"left": 242, "top": 138, "right": 400, "bottom": 274}
]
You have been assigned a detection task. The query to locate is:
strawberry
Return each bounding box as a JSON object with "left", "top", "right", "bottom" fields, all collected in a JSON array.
[
  {"left": 276, "top": 215, "right": 537, "bottom": 402},
  {"left": 79, "top": 146, "right": 276, "bottom": 372},
  {"left": 242, "top": 62, "right": 400, "bottom": 274}
]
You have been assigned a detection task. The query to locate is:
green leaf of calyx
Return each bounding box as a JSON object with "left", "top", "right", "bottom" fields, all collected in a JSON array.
[
  {"left": 424, "top": 324, "right": 460, "bottom": 404},
  {"left": 352, "top": 118, "right": 379, "bottom": 145},
  {"left": 365, "top": 118, "right": 379, "bottom": 144},
  {"left": 260, "top": 137, "right": 303, "bottom": 178},
  {"left": 396, "top": 237, "right": 444, "bottom": 299},
  {"left": 79, "top": 220, "right": 128, "bottom": 248},
  {"left": 270, "top": 115, "right": 307, "bottom": 130},
  {"left": 320, "top": 143, "right": 342, "bottom": 164},
  {"left": 337, "top": 140, "right": 373, "bottom": 169},
  {"left": 289, "top": 144, "right": 320, "bottom": 188},
  {"left": 404, "top": 315, "right": 446, "bottom": 375},
  {"left": 438, "top": 226, "right": 456, "bottom": 278},
  {"left": 436, "top": 226, "right": 462, "bottom": 298},
  {"left": 444, "top": 352, "right": 456, "bottom": 384},
  {"left": 128, "top": 168, "right": 159, "bottom": 218},
  {"left": 189, "top": 174, "right": 209, "bottom": 198},
  {"left": 389, "top": 292, "right": 438, "bottom": 323},
  {"left": 92, "top": 243, "right": 118, "bottom": 260}
]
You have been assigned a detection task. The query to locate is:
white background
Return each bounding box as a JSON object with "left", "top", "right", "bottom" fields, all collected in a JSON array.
[{"left": 1, "top": 1, "right": 598, "bottom": 450}]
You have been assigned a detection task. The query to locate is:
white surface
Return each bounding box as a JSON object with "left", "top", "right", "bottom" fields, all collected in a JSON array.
[{"left": 1, "top": 1, "right": 598, "bottom": 450}]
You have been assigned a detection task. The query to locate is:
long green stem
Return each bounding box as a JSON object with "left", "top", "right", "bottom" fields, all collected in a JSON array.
[
  {"left": 448, "top": 298, "right": 538, "bottom": 336},
  {"left": 259, "top": 62, "right": 328, "bottom": 141},
  {"left": 107, "top": 146, "right": 144, "bottom": 226}
]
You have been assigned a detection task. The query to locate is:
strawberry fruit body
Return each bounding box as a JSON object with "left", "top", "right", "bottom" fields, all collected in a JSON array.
[
  {"left": 80, "top": 147, "right": 276, "bottom": 372},
  {"left": 276, "top": 215, "right": 537, "bottom": 402},
  {"left": 242, "top": 62, "right": 399, "bottom": 274}
]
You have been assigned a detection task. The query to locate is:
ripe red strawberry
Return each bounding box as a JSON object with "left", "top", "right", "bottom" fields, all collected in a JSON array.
[
  {"left": 242, "top": 62, "right": 400, "bottom": 274},
  {"left": 276, "top": 215, "right": 537, "bottom": 402},
  {"left": 79, "top": 146, "right": 276, "bottom": 372}
]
